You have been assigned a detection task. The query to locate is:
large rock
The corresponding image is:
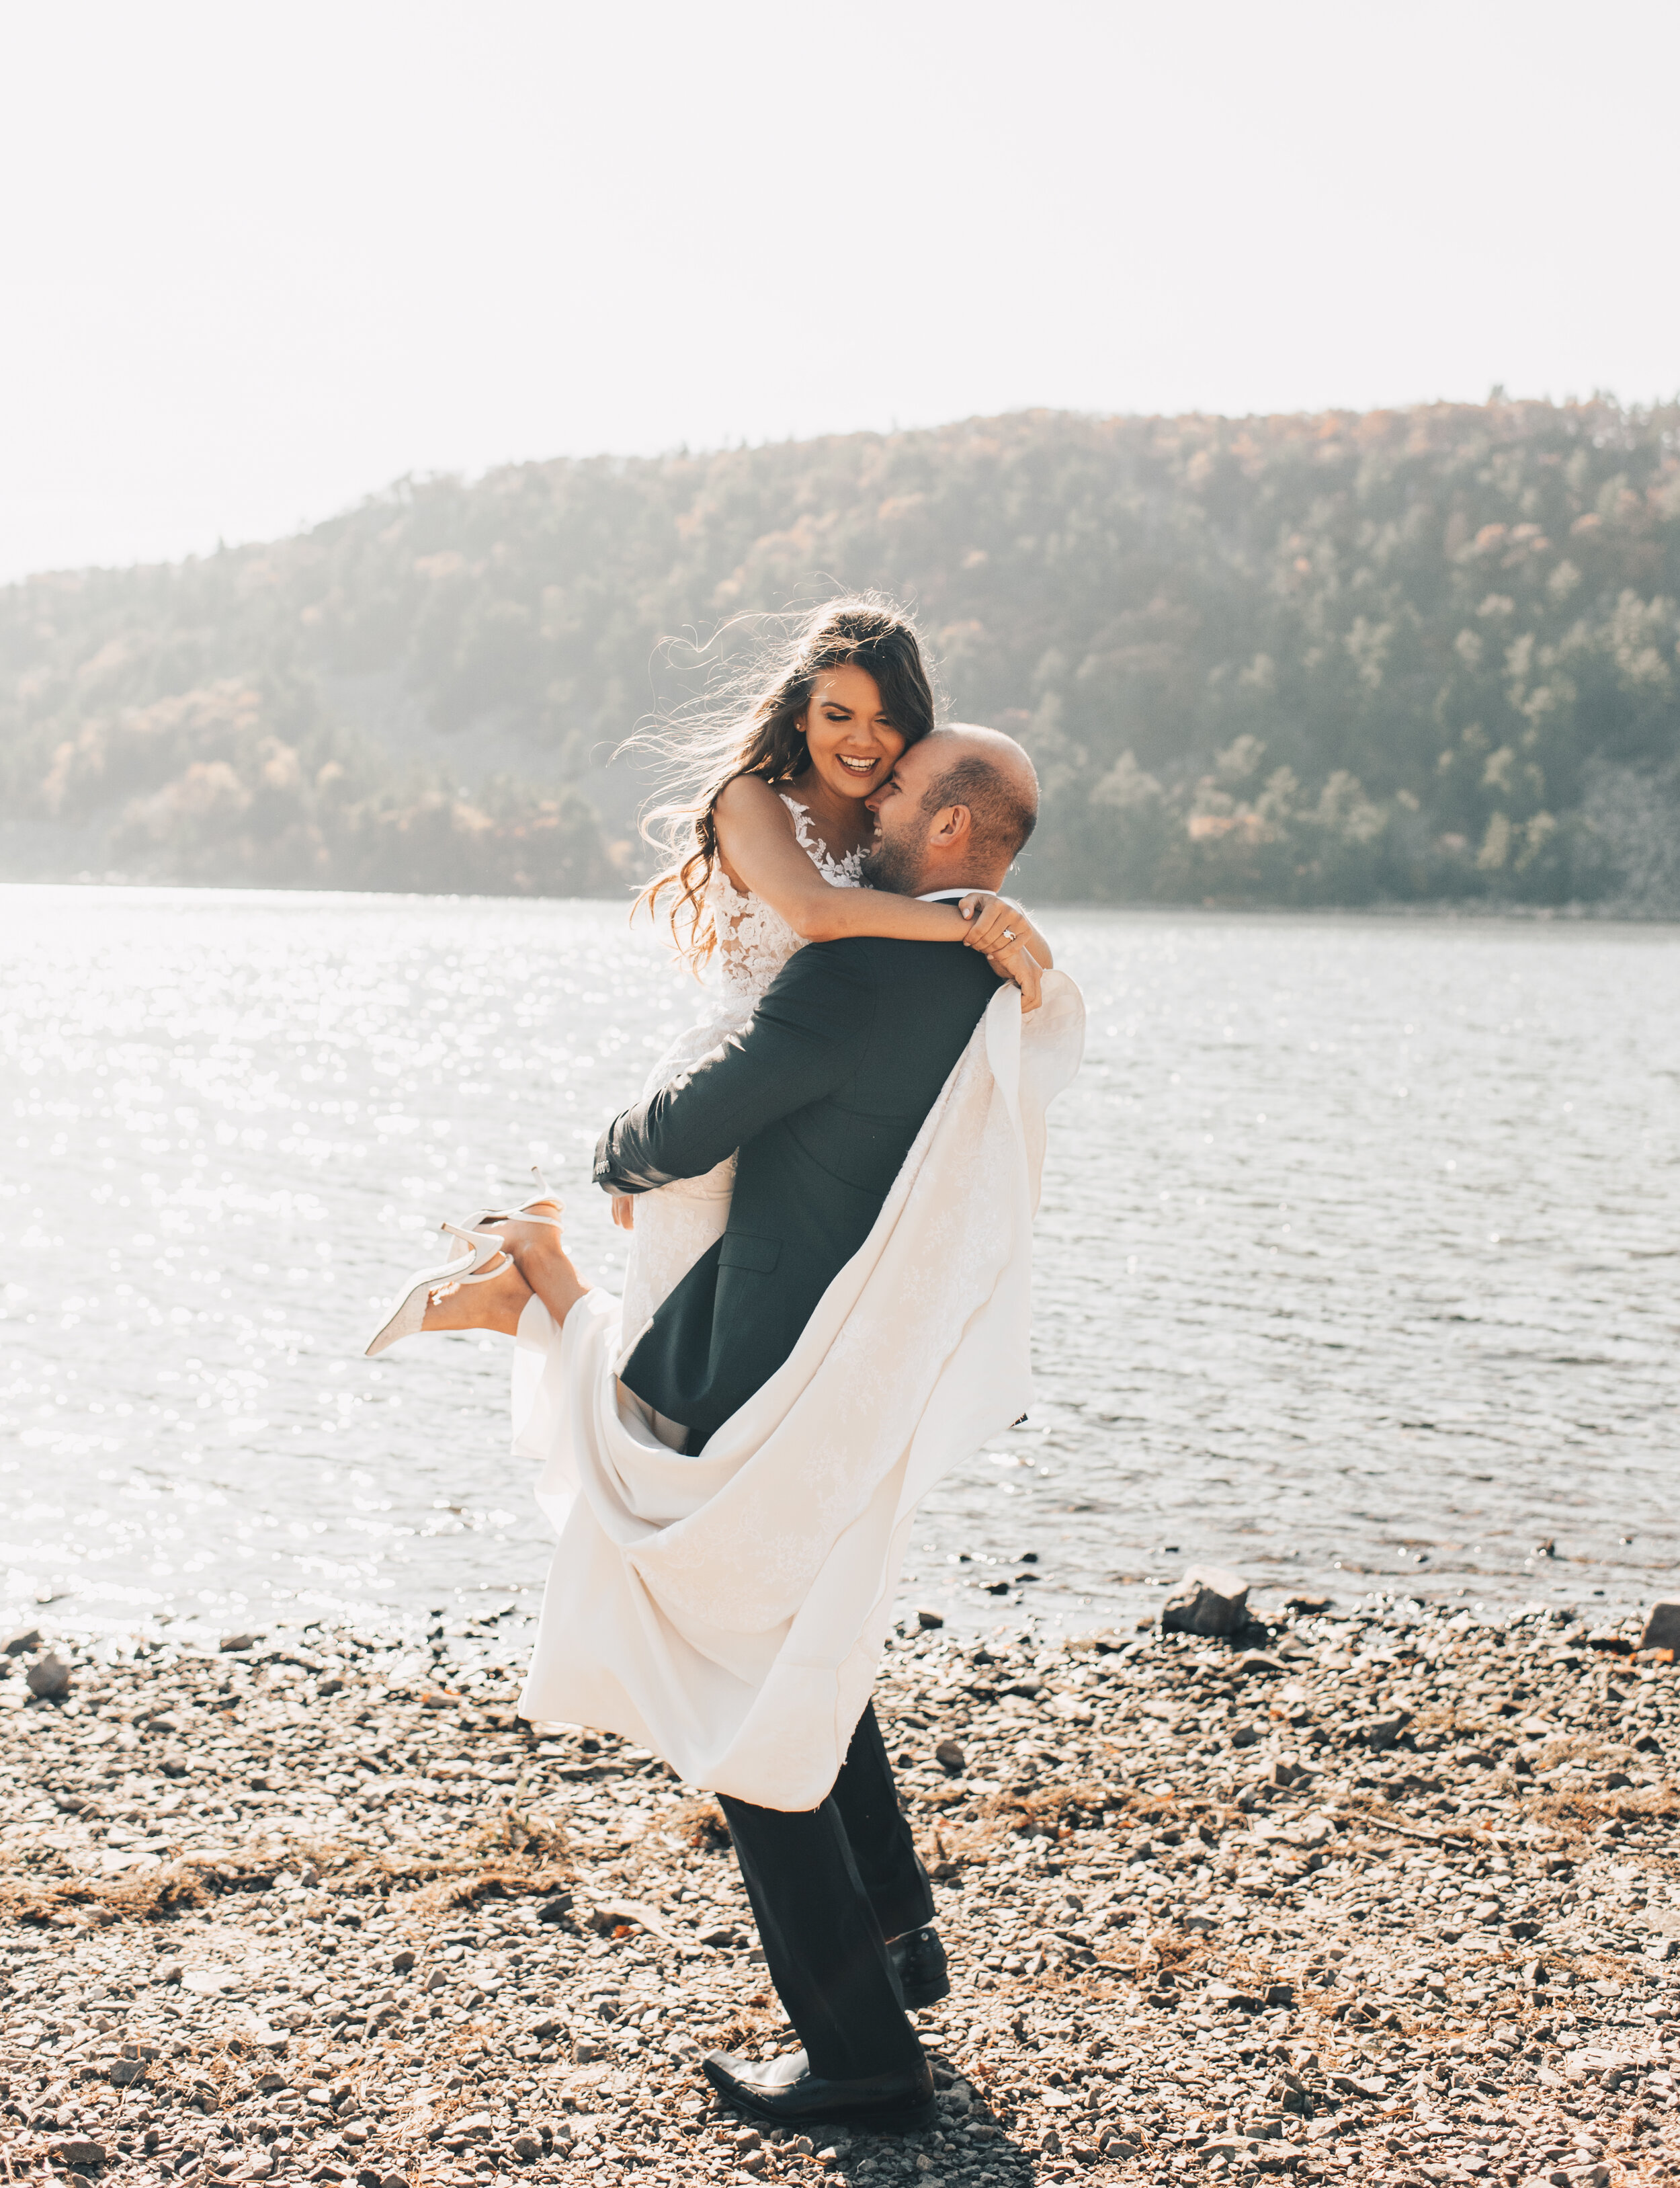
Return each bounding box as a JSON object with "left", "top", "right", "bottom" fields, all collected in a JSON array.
[
  {"left": 26, "top": 1651, "right": 71, "bottom": 1700},
  {"left": 1640, "top": 1603, "right": 1680, "bottom": 1652},
  {"left": 47, "top": 2142, "right": 106, "bottom": 2171},
  {"left": 1161, "top": 1566, "right": 1250, "bottom": 1637}
]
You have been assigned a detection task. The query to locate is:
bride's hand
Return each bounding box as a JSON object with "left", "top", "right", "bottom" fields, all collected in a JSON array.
[
  {"left": 988, "top": 938, "right": 1043, "bottom": 1011},
  {"left": 957, "top": 891, "right": 1027, "bottom": 957},
  {"left": 611, "top": 1194, "right": 636, "bottom": 1232}
]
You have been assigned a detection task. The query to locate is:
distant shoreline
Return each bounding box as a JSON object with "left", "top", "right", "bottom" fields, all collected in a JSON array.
[{"left": 3, "top": 875, "right": 1677, "bottom": 931}]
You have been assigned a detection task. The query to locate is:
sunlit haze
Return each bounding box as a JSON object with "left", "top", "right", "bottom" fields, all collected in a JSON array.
[{"left": 3, "top": 0, "right": 1677, "bottom": 580}]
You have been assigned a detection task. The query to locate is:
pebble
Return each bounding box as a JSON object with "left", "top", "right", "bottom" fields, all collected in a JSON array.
[{"left": 0, "top": 1599, "right": 1676, "bottom": 2187}]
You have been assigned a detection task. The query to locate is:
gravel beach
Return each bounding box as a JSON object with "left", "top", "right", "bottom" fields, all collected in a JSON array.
[{"left": 3, "top": 1595, "right": 1677, "bottom": 2188}]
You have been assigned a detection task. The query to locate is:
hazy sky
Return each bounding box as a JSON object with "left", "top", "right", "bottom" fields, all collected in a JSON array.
[{"left": 4, "top": 0, "right": 1677, "bottom": 580}]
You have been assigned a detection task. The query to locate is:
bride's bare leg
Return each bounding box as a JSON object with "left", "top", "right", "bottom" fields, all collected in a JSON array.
[
  {"left": 489, "top": 1203, "right": 591, "bottom": 1331},
  {"left": 421, "top": 1255, "right": 533, "bottom": 1337}
]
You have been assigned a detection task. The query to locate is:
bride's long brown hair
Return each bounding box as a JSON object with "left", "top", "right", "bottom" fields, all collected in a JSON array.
[{"left": 632, "top": 596, "right": 939, "bottom": 966}]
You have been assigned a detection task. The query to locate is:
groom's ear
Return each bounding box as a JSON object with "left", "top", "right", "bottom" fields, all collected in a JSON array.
[{"left": 929, "top": 803, "right": 972, "bottom": 848}]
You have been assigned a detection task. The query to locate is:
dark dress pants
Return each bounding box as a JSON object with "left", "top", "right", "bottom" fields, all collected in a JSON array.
[{"left": 717, "top": 1701, "right": 934, "bottom": 2082}]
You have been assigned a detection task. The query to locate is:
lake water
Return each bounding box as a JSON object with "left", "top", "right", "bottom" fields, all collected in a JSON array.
[{"left": 3, "top": 885, "right": 1676, "bottom": 1655}]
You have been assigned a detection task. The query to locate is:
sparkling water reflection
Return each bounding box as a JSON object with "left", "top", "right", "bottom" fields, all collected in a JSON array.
[{"left": 2, "top": 885, "right": 1675, "bottom": 1647}]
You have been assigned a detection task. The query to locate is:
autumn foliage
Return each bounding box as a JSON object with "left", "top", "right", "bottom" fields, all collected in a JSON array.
[{"left": 3, "top": 397, "right": 1677, "bottom": 907}]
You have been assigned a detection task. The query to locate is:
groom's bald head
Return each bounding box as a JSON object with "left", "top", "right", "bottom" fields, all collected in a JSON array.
[{"left": 862, "top": 725, "right": 1038, "bottom": 896}]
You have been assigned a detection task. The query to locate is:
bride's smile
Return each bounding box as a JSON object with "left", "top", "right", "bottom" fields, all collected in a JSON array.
[{"left": 796, "top": 659, "right": 907, "bottom": 819}]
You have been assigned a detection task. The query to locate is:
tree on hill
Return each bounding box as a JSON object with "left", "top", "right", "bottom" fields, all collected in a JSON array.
[{"left": 1, "top": 398, "right": 1676, "bottom": 908}]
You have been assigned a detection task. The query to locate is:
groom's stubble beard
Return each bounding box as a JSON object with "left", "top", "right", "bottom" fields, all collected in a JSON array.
[{"left": 857, "top": 827, "right": 927, "bottom": 897}]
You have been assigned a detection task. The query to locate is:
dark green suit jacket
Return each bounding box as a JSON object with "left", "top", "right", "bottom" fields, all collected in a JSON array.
[{"left": 593, "top": 936, "right": 1000, "bottom": 1452}]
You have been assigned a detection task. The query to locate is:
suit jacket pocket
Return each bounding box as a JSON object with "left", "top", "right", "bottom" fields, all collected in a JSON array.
[{"left": 718, "top": 1231, "right": 780, "bottom": 1274}]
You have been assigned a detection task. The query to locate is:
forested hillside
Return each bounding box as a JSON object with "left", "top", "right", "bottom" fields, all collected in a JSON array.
[{"left": 3, "top": 399, "right": 1678, "bottom": 909}]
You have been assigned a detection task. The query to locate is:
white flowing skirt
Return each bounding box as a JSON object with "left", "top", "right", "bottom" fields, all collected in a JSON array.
[{"left": 512, "top": 972, "right": 1085, "bottom": 1810}]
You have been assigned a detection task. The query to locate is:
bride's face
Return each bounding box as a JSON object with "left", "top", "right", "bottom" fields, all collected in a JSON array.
[{"left": 797, "top": 665, "right": 907, "bottom": 801}]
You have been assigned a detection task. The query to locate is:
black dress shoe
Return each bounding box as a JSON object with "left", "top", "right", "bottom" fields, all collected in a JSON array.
[
  {"left": 703, "top": 2045, "right": 937, "bottom": 2133},
  {"left": 887, "top": 1923, "right": 950, "bottom": 2009}
]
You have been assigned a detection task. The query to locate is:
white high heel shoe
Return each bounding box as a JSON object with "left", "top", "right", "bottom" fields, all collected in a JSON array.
[
  {"left": 364, "top": 1224, "right": 511, "bottom": 1358},
  {"left": 459, "top": 1164, "right": 565, "bottom": 1233}
]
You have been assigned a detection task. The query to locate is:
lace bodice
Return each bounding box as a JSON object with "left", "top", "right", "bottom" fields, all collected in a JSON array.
[{"left": 708, "top": 795, "right": 865, "bottom": 1004}]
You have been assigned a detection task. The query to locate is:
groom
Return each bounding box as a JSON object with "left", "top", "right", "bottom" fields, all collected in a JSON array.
[{"left": 593, "top": 725, "right": 1041, "bottom": 2132}]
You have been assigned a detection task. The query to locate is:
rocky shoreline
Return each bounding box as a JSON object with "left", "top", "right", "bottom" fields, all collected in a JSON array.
[{"left": 2, "top": 1594, "right": 1677, "bottom": 2188}]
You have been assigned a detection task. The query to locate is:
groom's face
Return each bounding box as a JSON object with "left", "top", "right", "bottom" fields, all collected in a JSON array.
[{"left": 859, "top": 743, "right": 936, "bottom": 895}]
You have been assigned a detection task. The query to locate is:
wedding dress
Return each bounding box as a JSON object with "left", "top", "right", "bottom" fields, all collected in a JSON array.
[
  {"left": 615, "top": 795, "right": 864, "bottom": 1345},
  {"left": 511, "top": 951, "right": 1086, "bottom": 1808}
]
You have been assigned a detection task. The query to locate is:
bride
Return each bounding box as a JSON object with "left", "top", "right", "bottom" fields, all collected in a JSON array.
[{"left": 366, "top": 596, "right": 1054, "bottom": 1354}]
